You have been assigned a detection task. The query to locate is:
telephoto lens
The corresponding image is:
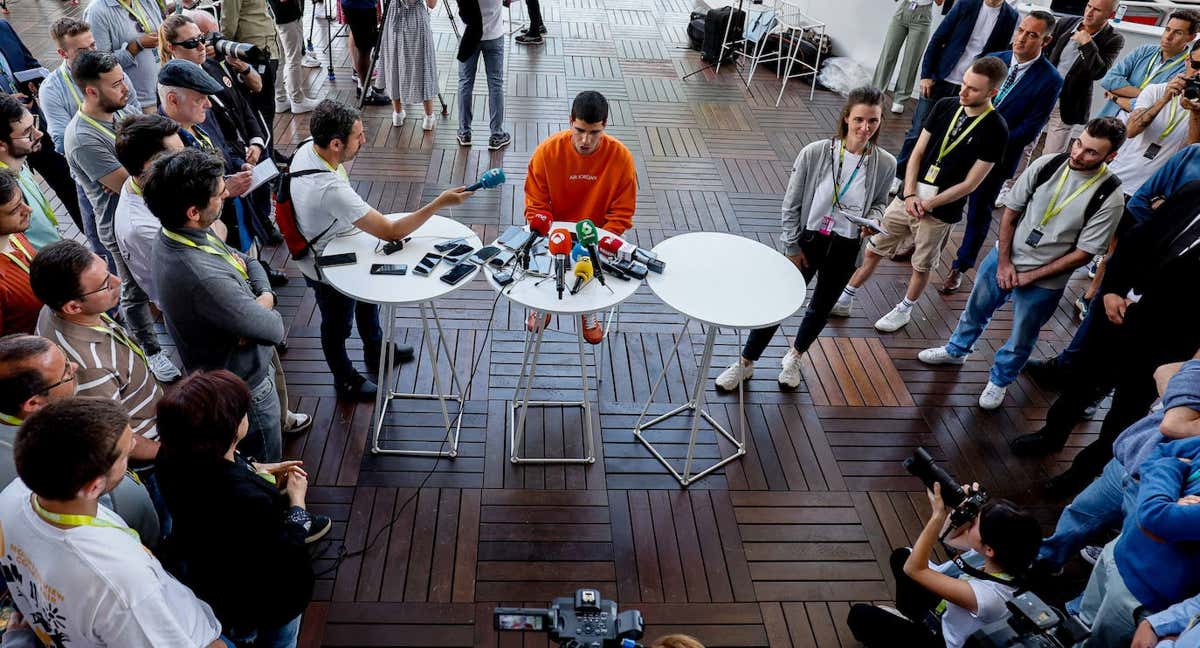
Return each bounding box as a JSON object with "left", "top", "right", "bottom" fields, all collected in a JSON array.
[{"left": 208, "top": 33, "right": 268, "bottom": 64}]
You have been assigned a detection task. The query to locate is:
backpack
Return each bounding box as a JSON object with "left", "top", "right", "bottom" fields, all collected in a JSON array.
[
  {"left": 686, "top": 11, "right": 706, "bottom": 51},
  {"left": 701, "top": 6, "right": 744, "bottom": 64},
  {"left": 273, "top": 167, "right": 333, "bottom": 259},
  {"left": 1026, "top": 152, "right": 1122, "bottom": 242}
]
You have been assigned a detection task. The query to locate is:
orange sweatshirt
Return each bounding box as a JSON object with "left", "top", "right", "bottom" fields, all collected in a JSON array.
[{"left": 523, "top": 130, "right": 637, "bottom": 235}]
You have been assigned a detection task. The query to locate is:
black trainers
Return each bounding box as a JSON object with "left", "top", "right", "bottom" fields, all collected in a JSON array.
[
  {"left": 518, "top": 24, "right": 547, "bottom": 35},
  {"left": 515, "top": 33, "right": 544, "bottom": 45},
  {"left": 303, "top": 513, "right": 332, "bottom": 544},
  {"left": 1023, "top": 357, "right": 1066, "bottom": 392},
  {"left": 488, "top": 132, "right": 511, "bottom": 150},
  {"left": 363, "top": 88, "right": 390, "bottom": 106},
  {"left": 335, "top": 373, "right": 378, "bottom": 401},
  {"left": 1009, "top": 427, "right": 1069, "bottom": 457},
  {"left": 456, "top": 131, "right": 471, "bottom": 146},
  {"left": 365, "top": 343, "right": 415, "bottom": 376}
]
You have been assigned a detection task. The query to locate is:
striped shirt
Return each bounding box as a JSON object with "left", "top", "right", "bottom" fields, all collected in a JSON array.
[{"left": 36, "top": 307, "right": 163, "bottom": 440}]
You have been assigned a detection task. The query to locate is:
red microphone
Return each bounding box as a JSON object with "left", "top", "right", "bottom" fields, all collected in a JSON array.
[
  {"left": 528, "top": 212, "right": 553, "bottom": 236},
  {"left": 598, "top": 235, "right": 625, "bottom": 260},
  {"left": 548, "top": 228, "right": 572, "bottom": 299}
]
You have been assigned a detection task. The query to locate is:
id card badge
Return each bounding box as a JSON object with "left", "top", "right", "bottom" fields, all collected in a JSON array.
[
  {"left": 1144, "top": 142, "right": 1163, "bottom": 160},
  {"left": 819, "top": 214, "right": 834, "bottom": 235},
  {"left": 923, "top": 165, "right": 940, "bottom": 183},
  {"left": 1025, "top": 227, "right": 1044, "bottom": 248},
  {"left": 908, "top": 0, "right": 918, "bottom": 9}
]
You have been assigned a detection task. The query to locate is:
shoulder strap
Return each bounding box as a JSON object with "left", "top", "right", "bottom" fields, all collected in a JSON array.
[
  {"left": 1075, "top": 174, "right": 1122, "bottom": 245},
  {"left": 1033, "top": 152, "right": 1070, "bottom": 190}
]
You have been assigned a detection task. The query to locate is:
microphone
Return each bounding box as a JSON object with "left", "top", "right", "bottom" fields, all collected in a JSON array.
[
  {"left": 597, "top": 234, "right": 665, "bottom": 274},
  {"left": 548, "top": 228, "right": 572, "bottom": 299},
  {"left": 575, "top": 219, "right": 606, "bottom": 287},
  {"left": 519, "top": 212, "right": 553, "bottom": 269},
  {"left": 571, "top": 242, "right": 588, "bottom": 263},
  {"left": 570, "top": 256, "right": 594, "bottom": 294},
  {"left": 466, "top": 168, "right": 505, "bottom": 191}
]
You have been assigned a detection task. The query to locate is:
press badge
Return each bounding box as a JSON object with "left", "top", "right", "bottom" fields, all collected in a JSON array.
[
  {"left": 1025, "top": 228, "right": 1044, "bottom": 248},
  {"left": 908, "top": 0, "right": 918, "bottom": 8},
  {"left": 1144, "top": 143, "right": 1162, "bottom": 160},
  {"left": 924, "top": 165, "right": 940, "bottom": 183}
]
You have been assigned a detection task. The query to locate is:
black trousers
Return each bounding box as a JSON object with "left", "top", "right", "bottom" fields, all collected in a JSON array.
[
  {"left": 526, "top": 0, "right": 544, "bottom": 31},
  {"left": 29, "top": 105, "right": 82, "bottom": 230},
  {"left": 250, "top": 59, "right": 278, "bottom": 151},
  {"left": 847, "top": 548, "right": 945, "bottom": 647},
  {"left": 741, "top": 230, "right": 860, "bottom": 361}
]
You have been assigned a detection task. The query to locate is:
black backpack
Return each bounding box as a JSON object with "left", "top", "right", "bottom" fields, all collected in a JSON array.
[
  {"left": 1025, "top": 152, "right": 1122, "bottom": 242},
  {"left": 701, "top": 7, "right": 744, "bottom": 64}
]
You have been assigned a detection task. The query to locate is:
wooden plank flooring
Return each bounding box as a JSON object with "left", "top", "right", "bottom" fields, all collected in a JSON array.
[{"left": 8, "top": 0, "right": 1104, "bottom": 644}]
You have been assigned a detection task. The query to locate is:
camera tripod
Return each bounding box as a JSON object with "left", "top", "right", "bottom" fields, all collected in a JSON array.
[{"left": 360, "top": 0, "right": 455, "bottom": 114}]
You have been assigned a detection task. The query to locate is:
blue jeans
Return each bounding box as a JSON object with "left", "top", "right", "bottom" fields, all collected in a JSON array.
[
  {"left": 457, "top": 36, "right": 505, "bottom": 138},
  {"left": 305, "top": 277, "right": 382, "bottom": 385},
  {"left": 245, "top": 371, "right": 282, "bottom": 462},
  {"left": 896, "top": 80, "right": 960, "bottom": 180},
  {"left": 945, "top": 248, "right": 1063, "bottom": 387},
  {"left": 226, "top": 615, "right": 301, "bottom": 648},
  {"left": 1037, "top": 458, "right": 1138, "bottom": 569},
  {"left": 78, "top": 184, "right": 116, "bottom": 274}
]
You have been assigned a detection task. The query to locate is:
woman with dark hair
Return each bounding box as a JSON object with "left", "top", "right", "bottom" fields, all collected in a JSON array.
[
  {"left": 156, "top": 370, "right": 328, "bottom": 648},
  {"left": 715, "top": 86, "right": 897, "bottom": 392}
]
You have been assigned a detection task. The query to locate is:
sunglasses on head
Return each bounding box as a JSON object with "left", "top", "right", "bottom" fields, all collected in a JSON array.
[{"left": 172, "top": 37, "right": 205, "bottom": 49}]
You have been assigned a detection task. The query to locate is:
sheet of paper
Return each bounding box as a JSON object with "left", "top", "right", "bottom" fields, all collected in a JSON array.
[
  {"left": 246, "top": 157, "right": 280, "bottom": 193},
  {"left": 15, "top": 67, "right": 50, "bottom": 83}
]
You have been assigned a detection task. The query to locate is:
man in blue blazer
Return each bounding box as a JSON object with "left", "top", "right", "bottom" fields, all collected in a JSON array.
[
  {"left": 942, "top": 11, "right": 1065, "bottom": 292},
  {"left": 896, "top": 0, "right": 1019, "bottom": 183}
]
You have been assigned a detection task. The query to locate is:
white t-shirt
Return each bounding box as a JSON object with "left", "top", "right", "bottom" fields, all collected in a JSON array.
[
  {"left": 806, "top": 141, "right": 868, "bottom": 238},
  {"left": 0, "top": 480, "right": 221, "bottom": 647},
  {"left": 949, "top": 3, "right": 1002, "bottom": 84},
  {"left": 113, "top": 178, "right": 161, "bottom": 304},
  {"left": 1107, "top": 82, "right": 1192, "bottom": 196},
  {"left": 479, "top": 0, "right": 504, "bottom": 41},
  {"left": 288, "top": 141, "right": 373, "bottom": 280},
  {"left": 933, "top": 560, "right": 1017, "bottom": 648}
]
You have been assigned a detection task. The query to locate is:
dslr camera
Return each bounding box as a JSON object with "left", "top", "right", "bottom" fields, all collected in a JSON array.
[
  {"left": 903, "top": 447, "right": 989, "bottom": 533},
  {"left": 965, "top": 591, "right": 1090, "bottom": 648},
  {"left": 208, "top": 32, "right": 268, "bottom": 65},
  {"left": 494, "top": 588, "right": 645, "bottom": 648},
  {"left": 1184, "top": 75, "right": 1200, "bottom": 102}
]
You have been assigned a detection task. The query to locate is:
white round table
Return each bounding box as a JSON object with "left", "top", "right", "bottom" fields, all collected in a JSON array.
[
  {"left": 635, "top": 232, "right": 807, "bottom": 486},
  {"left": 484, "top": 222, "right": 642, "bottom": 465},
  {"left": 322, "top": 214, "right": 482, "bottom": 458}
]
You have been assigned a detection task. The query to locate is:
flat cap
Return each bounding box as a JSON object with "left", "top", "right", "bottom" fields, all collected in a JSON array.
[{"left": 158, "top": 59, "right": 224, "bottom": 95}]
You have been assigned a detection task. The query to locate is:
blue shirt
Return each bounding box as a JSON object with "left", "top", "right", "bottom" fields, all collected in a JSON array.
[
  {"left": 1112, "top": 360, "right": 1200, "bottom": 479},
  {"left": 1099, "top": 44, "right": 1190, "bottom": 118},
  {"left": 1128, "top": 144, "right": 1200, "bottom": 227},
  {"left": 1148, "top": 592, "right": 1200, "bottom": 648}
]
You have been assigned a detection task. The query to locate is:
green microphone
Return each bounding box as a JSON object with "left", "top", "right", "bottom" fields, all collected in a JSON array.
[{"left": 575, "top": 219, "right": 606, "bottom": 287}]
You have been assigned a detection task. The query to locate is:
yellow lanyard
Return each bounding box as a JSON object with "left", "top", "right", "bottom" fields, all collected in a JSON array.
[
  {"left": 1, "top": 236, "right": 33, "bottom": 273},
  {"left": 0, "top": 162, "right": 57, "bottom": 227},
  {"left": 1158, "top": 98, "right": 1188, "bottom": 141},
  {"left": 1041, "top": 163, "right": 1108, "bottom": 227},
  {"left": 115, "top": 0, "right": 155, "bottom": 34},
  {"left": 162, "top": 227, "right": 249, "bottom": 280},
  {"left": 31, "top": 493, "right": 140, "bottom": 540},
  {"left": 936, "top": 105, "right": 993, "bottom": 165},
  {"left": 317, "top": 150, "right": 349, "bottom": 180},
  {"left": 89, "top": 313, "right": 148, "bottom": 364},
  {"left": 61, "top": 64, "right": 83, "bottom": 109},
  {"left": 190, "top": 125, "right": 216, "bottom": 152},
  {"left": 1141, "top": 50, "right": 1187, "bottom": 90},
  {"left": 79, "top": 112, "right": 118, "bottom": 141},
  {"left": 0, "top": 412, "right": 20, "bottom": 426},
  {"left": 130, "top": 178, "right": 143, "bottom": 196}
]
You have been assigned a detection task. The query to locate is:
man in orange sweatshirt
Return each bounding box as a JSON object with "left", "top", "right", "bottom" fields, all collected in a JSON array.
[{"left": 524, "top": 91, "right": 637, "bottom": 343}]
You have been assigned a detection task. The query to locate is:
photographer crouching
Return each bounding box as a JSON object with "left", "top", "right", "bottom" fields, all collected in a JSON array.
[{"left": 847, "top": 452, "right": 1041, "bottom": 648}]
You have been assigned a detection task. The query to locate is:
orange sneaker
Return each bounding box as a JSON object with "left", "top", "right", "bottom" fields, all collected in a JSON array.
[
  {"left": 526, "top": 310, "right": 552, "bottom": 332},
  {"left": 580, "top": 313, "right": 604, "bottom": 345}
]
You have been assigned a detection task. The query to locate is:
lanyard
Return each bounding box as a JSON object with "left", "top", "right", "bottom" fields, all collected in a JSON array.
[
  {"left": 79, "top": 112, "right": 118, "bottom": 141},
  {"left": 89, "top": 313, "right": 148, "bottom": 364},
  {"left": 31, "top": 493, "right": 140, "bottom": 540},
  {"left": 316, "top": 150, "right": 348, "bottom": 179},
  {"left": 162, "top": 227, "right": 249, "bottom": 279},
  {"left": 60, "top": 65, "right": 83, "bottom": 109},
  {"left": 0, "top": 412, "right": 20, "bottom": 426},
  {"left": 1040, "top": 163, "right": 1108, "bottom": 227},
  {"left": 936, "top": 105, "right": 993, "bottom": 165},
  {"left": 116, "top": 0, "right": 155, "bottom": 34},
  {"left": 1, "top": 236, "right": 33, "bottom": 273},
  {"left": 830, "top": 138, "right": 869, "bottom": 210},
  {"left": 190, "top": 125, "right": 216, "bottom": 152},
  {"left": 1141, "top": 50, "right": 1187, "bottom": 89},
  {"left": 0, "top": 162, "right": 57, "bottom": 227},
  {"left": 1159, "top": 98, "right": 1188, "bottom": 141},
  {"left": 129, "top": 178, "right": 143, "bottom": 196}
]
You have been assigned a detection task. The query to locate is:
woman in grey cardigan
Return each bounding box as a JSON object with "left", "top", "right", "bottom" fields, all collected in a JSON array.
[{"left": 717, "top": 87, "right": 897, "bottom": 391}]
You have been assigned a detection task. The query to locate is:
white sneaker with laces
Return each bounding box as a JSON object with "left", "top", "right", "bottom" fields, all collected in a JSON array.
[
  {"left": 979, "top": 381, "right": 1007, "bottom": 410},
  {"left": 918, "top": 346, "right": 965, "bottom": 365},
  {"left": 890, "top": 101, "right": 905, "bottom": 114},
  {"left": 830, "top": 297, "right": 853, "bottom": 318},
  {"left": 993, "top": 186, "right": 1010, "bottom": 208},
  {"left": 301, "top": 53, "right": 322, "bottom": 68},
  {"left": 290, "top": 97, "right": 320, "bottom": 114},
  {"left": 392, "top": 109, "right": 406, "bottom": 127},
  {"left": 1080, "top": 545, "right": 1102, "bottom": 566},
  {"left": 890, "top": 177, "right": 902, "bottom": 195},
  {"left": 274, "top": 97, "right": 291, "bottom": 113},
  {"left": 874, "top": 306, "right": 912, "bottom": 332},
  {"left": 778, "top": 348, "right": 803, "bottom": 389},
  {"left": 715, "top": 361, "right": 753, "bottom": 391},
  {"left": 147, "top": 351, "right": 182, "bottom": 383},
  {"left": 422, "top": 114, "right": 436, "bottom": 131}
]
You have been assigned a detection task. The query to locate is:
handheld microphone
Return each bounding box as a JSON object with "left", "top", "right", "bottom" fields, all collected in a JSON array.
[
  {"left": 570, "top": 256, "right": 594, "bottom": 294},
  {"left": 548, "top": 228, "right": 572, "bottom": 299},
  {"left": 571, "top": 242, "right": 588, "bottom": 263},
  {"left": 575, "top": 219, "right": 607, "bottom": 287},
  {"left": 465, "top": 168, "right": 505, "bottom": 191},
  {"left": 519, "top": 212, "right": 553, "bottom": 269},
  {"left": 597, "top": 234, "right": 665, "bottom": 274}
]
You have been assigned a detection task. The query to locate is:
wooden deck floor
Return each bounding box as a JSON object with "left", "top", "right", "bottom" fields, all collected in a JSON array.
[{"left": 12, "top": 0, "right": 1104, "bottom": 644}]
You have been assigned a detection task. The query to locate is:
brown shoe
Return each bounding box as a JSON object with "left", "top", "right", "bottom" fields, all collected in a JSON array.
[
  {"left": 940, "top": 268, "right": 963, "bottom": 294},
  {"left": 580, "top": 313, "right": 604, "bottom": 345}
]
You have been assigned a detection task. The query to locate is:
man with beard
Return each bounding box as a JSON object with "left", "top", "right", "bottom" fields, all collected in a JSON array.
[
  {"left": 0, "top": 95, "right": 61, "bottom": 250},
  {"left": 0, "top": 170, "right": 38, "bottom": 336}
]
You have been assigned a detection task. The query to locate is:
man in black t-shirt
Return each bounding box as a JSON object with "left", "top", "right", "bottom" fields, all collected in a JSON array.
[{"left": 833, "top": 56, "right": 1010, "bottom": 332}]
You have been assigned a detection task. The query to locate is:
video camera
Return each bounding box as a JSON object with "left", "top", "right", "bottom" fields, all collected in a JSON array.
[
  {"left": 494, "top": 588, "right": 645, "bottom": 648},
  {"left": 965, "top": 591, "right": 1090, "bottom": 648},
  {"left": 902, "top": 447, "right": 989, "bottom": 535},
  {"left": 208, "top": 32, "right": 268, "bottom": 65}
]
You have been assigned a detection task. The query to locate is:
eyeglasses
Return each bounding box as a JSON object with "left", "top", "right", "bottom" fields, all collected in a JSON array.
[
  {"left": 76, "top": 272, "right": 116, "bottom": 300},
  {"left": 171, "top": 37, "right": 205, "bottom": 50},
  {"left": 15, "top": 115, "right": 39, "bottom": 143},
  {"left": 40, "top": 346, "right": 77, "bottom": 394}
]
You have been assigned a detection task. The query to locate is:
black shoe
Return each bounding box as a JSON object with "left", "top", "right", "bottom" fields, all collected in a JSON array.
[
  {"left": 1024, "top": 357, "right": 1065, "bottom": 392},
  {"left": 335, "top": 373, "right": 378, "bottom": 401},
  {"left": 303, "top": 513, "right": 332, "bottom": 543},
  {"left": 488, "top": 132, "right": 511, "bottom": 150},
  {"left": 265, "top": 225, "right": 285, "bottom": 246},
  {"left": 518, "top": 24, "right": 547, "bottom": 35},
  {"left": 363, "top": 88, "right": 390, "bottom": 106},
  {"left": 1044, "top": 468, "right": 1091, "bottom": 497},
  {"left": 265, "top": 265, "right": 289, "bottom": 287},
  {"left": 284, "top": 411, "right": 313, "bottom": 437},
  {"left": 365, "top": 343, "right": 415, "bottom": 375},
  {"left": 456, "top": 131, "right": 471, "bottom": 146},
  {"left": 515, "top": 33, "right": 544, "bottom": 45},
  {"left": 1010, "top": 428, "right": 1069, "bottom": 457},
  {"left": 276, "top": 340, "right": 289, "bottom": 355}
]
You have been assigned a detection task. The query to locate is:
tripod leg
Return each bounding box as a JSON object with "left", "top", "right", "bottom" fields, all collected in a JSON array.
[{"left": 438, "top": 92, "right": 448, "bottom": 116}]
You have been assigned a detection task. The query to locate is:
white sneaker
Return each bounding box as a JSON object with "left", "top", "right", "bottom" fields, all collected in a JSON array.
[
  {"left": 890, "top": 177, "right": 902, "bottom": 196},
  {"left": 392, "top": 109, "right": 406, "bottom": 127},
  {"left": 715, "top": 361, "right": 753, "bottom": 391},
  {"left": 918, "top": 346, "right": 966, "bottom": 365},
  {"left": 1080, "top": 545, "right": 1102, "bottom": 566},
  {"left": 890, "top": 101, "right": 905, "bottom": 114},
  {"left": 301, "top": 53, "right": 322, "bottom": 68},
  {"left": 147, "top": 350, "right": 182, "bottom": 383},
  {"left": 1086, "top": 255, "right": 1101, "bottom": 279},
  {"left": 778, "top": 348, "right": 803, "bottom": 389},
  {"left": 979, "top": 381, "right": 1007, "bottom": 410},
  {"left": 422, "top": 114, "right": 436, "bottom": 131},
  {"left": 290, "top": 97, "right": 321, "bottom": 114},
  {"left": 993, "top": 186, "right": 1010, "bottom": 209},
  {"left": 274, "top": 98, "right": 291, "bottom": 113},
  {"left": 874, "top": 306, "right": 912, "bottom": 332},
  {"left": 830, "top": 297, "right": 853, "bottom": 318}
]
